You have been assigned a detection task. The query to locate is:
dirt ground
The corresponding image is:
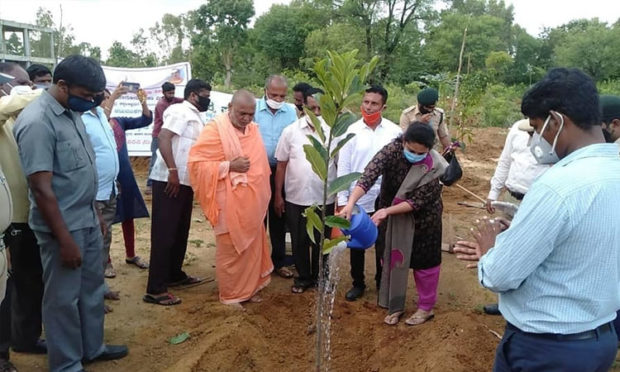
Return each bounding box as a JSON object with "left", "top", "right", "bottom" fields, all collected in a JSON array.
[{"left": 10, "top": 127, "right": 620, "bottom": 371}]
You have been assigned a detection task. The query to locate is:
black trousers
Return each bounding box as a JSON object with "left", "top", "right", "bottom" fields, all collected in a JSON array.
[
  {"left": 267, "top": 166, "right": 288, "bottom": 269},
  {"left": 147, "top": 181, "right": 193, "bottom": 294},
  {"left": 349, "top": 210, "right": 385, "bottom": 289},
  {"left": 0, "top": 275, "right": 10, "bottom": 359},
  {"left": 0, "top": 224, "right": 44, "bottom": 352},
  {"left": 286, "top": 202, "right": 334, "bottom": 285}
]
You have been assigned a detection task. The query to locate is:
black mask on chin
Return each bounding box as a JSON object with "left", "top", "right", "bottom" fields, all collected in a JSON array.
[{"left": 295, "top": 103, "right": 303, "bottom": 112}]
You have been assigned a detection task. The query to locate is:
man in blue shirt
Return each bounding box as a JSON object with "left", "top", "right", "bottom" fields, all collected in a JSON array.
[
  {"left": 82, "top": 98, "right": 121, "bottom": 302},
  {"left": 254, "top": 75, "right": 297, "bottom": 278},
  {"left": 454, "top": 68, "right": 619, "bottom": 371}
]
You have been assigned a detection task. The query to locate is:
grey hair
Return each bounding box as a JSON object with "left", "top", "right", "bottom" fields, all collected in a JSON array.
[{"left": 265, "top": 75, "right": 288, "bottom": 89}]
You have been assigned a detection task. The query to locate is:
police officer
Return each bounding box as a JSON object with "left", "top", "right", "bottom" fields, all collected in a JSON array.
[{"left": 400, "top": 88, "right": 450, "bottom": 150}]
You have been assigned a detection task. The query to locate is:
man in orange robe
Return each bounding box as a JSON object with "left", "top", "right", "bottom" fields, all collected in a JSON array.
[{"left": 188, "top": 90, "right": 273, "bottom": 305}]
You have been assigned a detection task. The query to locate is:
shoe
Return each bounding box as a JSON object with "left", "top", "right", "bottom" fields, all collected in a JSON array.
[
  {"left": 483, "top": 303, "right": 501, "bottom": 315},
  {"left": 104, "top": 262, "right": 116, "bottom": 278},
  {"left": 12, "top": 339, "right": 47, "bottom": 354},
  {"left": 0, "top": 358, "right": 17, "bottom": 372},
  {"left": 345, "top": 286, "right": 365, "bottom": 301},
  {"left": 83, "top": 344, "right": 128, "bottom": 364}
]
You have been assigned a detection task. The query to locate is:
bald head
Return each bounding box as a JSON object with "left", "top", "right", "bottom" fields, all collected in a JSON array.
[
  {"left": 0, "top": 63, "right": 31, "bottom": 96},
  {"left": 228, "top": 89, "right": 256, "bottom": 131},
  {"left": 231, "top": 89, "right": 256, "bottom": 106}
]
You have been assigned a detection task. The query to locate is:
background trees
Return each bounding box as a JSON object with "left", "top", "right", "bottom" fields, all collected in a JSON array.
[{"left": 27, "top": 0, "right": 620, "bottom": 127}]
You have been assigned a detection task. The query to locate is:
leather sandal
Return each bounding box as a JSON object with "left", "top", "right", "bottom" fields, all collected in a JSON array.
[
  {"left": 405, "top": 310, "right": 434, "bottom": 326},
  {"left": 383, "top": 311, "right": 404, "bottom": 326}
]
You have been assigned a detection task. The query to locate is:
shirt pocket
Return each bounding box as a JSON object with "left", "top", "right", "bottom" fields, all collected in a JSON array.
[{"left": 56, "top": 140, "right": 89, "bottom": 172}]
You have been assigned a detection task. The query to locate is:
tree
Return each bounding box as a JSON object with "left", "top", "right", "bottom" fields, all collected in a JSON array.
[
  {"left": 106, "top": 41, "right": 141, "bottom": 67},
  {"left": 553, "top": 19, "right": 620, "bottom": 81},
  {"left": 252, "top": 2, "right": 328, "bottom": 70},
  {"left": 190, "top": 0, "right": 254, "bottom": 88},
  {"left": 303, "top": 23, "right": 367, "bottom": 69},
  {"left": 5, "top": 33, "right": 23, "bottom": 55}
]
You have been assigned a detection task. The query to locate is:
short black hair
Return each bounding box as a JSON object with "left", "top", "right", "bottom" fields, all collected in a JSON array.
[
  {"left": 521, "top": 68, "right": 600, "bottom": 129},
  {"left": 303, "top": 87, "right": 324, "bottom": 104},
  {"left": 365, "top": 84, "right": 388, "bottom": 104},
  {"left": 26, "top": 64, "right": 52, "bottom": 81},
  {"left": 53, "top": 55, "right": 106, "bottom": 92},
  {"left": 162, "top": 82, "right": 175, "bottom": 92},
  {"left": 293, "top": 82, "right": 312, "bottom": 94},
  {"left": 403, "top": 121, "right": 435, "bottom": 149},
  {"left": 184, "top": 79, "right": 211, "bottom": 99}
]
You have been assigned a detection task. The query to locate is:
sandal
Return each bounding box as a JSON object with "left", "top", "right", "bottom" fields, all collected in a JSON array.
[
  {"left": 275, "top": 267, "right": 294, "bottom": 279},
  {"left": 405, "top": 310, "right": 434, "bottom": 326},
  {"left": 143, "top": 293, "right": 182, "bottom": 306},
  {"left": 104, "top": 262, "right": 116, "bottom": 278},
  {"left": 383, "top": 311, "right": 404, "bottom": 326},
  {"left": 169, "top": 276, "right": 206, "bottom": 288},
  {"left": 126, "top": 256, "right": 149, "bottom": 269},
  {"left": 104, "top": 290, "right": 120, "bottom": 301}
]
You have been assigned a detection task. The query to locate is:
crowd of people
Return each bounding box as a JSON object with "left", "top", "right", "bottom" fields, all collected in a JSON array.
[{"left": 0, "top": 54, "right": 618, "bottom": 372}]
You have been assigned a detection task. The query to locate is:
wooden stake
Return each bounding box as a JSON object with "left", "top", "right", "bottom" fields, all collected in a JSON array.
[{"left": 455, "top": 183, "right": 487, "bottom": 204}]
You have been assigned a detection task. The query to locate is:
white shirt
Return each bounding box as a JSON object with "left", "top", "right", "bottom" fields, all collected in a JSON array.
[
  {"left": 488, "top": 120, "right": 550, "bottom": 200},
  {"left": 150, "top": 101, "right": 204, "bottom": 186},
  {"left": 337, "top": 118, "right": 402, "bottom": 212},
  {"left": 0, "top": 167, "right": 12, "bottom": 234},
  {"left": 275, "top": 117, "right": 337, "bottom": 206}
]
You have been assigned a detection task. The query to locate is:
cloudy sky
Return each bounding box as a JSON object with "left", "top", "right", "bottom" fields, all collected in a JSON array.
[{"left": 0, "top": 0, "right": 618, "bottom": 59}]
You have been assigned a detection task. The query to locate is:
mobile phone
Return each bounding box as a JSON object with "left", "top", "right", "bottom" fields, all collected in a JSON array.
[{"left": 121, "top": 82, "right": 140, "bottom": 93}]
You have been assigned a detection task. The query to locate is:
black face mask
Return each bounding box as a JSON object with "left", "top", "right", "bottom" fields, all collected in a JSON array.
[{"left": 197, "top": 95, "right": 210, "bottom": 112}]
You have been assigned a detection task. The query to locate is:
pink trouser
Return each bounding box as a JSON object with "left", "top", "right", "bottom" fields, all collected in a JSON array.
[{"left": 413, "top": 264, "right": 440, "bottom": 311}]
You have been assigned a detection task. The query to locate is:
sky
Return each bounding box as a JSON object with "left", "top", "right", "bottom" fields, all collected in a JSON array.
[{"left": 0, "top": 0, "right": 618, "bottom": 59}]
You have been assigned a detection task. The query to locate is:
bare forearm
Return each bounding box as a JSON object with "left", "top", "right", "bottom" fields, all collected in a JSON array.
[
  {"left": 275, "top": 162, "right": 287, "bottom": 199},
  {"left": 385, "top": 201, "right": 414, "bottom": 216},
  {"left": 141, "top": 102, "right": 150, "bottom": 117},
  {"left": 346, "top": 186, "right": 366, "bottom": 207}
]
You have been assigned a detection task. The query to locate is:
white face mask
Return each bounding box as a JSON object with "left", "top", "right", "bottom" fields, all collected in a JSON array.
[
  {"left": 530, "top": 113, "right": 563, "bottom": 164},
  {"left": 265, "top": 95, "right": 284, "bottom": 110}
]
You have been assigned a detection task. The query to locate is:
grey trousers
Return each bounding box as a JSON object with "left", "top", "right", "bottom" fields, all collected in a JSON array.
[
  {"left": 35, "top": 227, "right": 106, "bottom": 372},
  {"left": 96, "top": 194, "right": 117, "bottom": 267}
]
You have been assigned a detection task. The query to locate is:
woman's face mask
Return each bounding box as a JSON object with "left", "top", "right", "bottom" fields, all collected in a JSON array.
[
  {"left": 530, "top": 113, "right": 564, "bottom": 164},
  {"left": 403, "top": 148, "right": 427, "bottom": 163}
]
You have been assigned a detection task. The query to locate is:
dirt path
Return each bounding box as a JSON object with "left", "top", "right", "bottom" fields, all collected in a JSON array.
[{"left": 10, "top": 128, "right": 620, "bottom": 371}]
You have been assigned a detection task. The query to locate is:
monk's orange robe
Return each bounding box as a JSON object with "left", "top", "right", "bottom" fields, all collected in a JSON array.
[{"left": 188, "top": 113, "right": 273, "bottom": 304}]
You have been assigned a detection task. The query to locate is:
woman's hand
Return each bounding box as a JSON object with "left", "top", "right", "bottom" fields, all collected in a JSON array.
[
  {"left": 370, "top": 208, "right": 388, "bottom": 226},
  {"left": 337, "top": 203, "right": 355, "bottom": 221}
]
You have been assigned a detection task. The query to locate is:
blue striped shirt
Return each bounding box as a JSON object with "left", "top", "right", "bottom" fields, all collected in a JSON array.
[
  {"left": 479, "top": 143, "right": 620, "bottom": 334},
  {"left": 254, "top": 98, "right": 297, "bottom": 167}
]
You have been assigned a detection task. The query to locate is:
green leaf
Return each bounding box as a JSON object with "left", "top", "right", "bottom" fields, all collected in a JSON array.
[
  {"left": 307, "top": 135, "right": 327, "bottom": 160},
  {"left": 322, "top": 235, "right": 349, "bottom": 254},
  {"left": 330, "top": 132, "right": 356, "bottom": 157},
  {"left": 328, "top": 172, "right": 361, "bottom": 197},
  {"left": 303, "top": 206, "right": 323, "bottom": 244},
  {"left": 303, "top": 144, "right": 327, "bottom": 181},
  {"left": 325, "top": 215, "right": 351, "bottom": 229},
  {"left": 169, "top": 332, "right": 190, "bottom": 345},
  {"left": 318, "top": 94, "right": 338, "bottom": 130},
  {"left": 332, "top": 112, "right": 358, "bottom": 138},
  {"left": 304, "top": 109, "right": 325, "bottom": 142}
]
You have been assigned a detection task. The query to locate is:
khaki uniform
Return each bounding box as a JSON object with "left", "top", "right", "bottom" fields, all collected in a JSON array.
[{"left": 399, "top": 105, "right": 449, "bottom": 144}]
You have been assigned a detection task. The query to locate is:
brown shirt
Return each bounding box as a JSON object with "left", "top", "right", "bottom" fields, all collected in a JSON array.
[{"left": 399, "top": 104, "right": 449, "bottom": 140}]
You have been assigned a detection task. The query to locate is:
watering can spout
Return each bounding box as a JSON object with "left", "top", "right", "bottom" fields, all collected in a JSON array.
[{"left": 340, "top": 204, "right": 378, "bottom": 250}]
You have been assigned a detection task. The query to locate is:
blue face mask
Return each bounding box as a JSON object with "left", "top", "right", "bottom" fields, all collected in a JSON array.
[
  {"left": 67, "top": 93, "right": 103, "bottom": 112},
  {"left": 403, "top": 149, "right": 427, "bottom": 163}
]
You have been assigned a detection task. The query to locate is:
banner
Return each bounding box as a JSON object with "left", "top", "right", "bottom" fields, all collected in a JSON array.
[{"left": 102, "top": 62, "right": 233, "bottom": 156}]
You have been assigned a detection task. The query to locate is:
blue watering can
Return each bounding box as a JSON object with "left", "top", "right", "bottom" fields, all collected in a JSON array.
[{"left": 341, "top": 204, "right": 378, "bottom": 250}]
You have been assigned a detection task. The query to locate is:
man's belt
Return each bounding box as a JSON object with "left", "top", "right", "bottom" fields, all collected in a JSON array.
[
  {"left": 506, "top": 322, "right": 613, "bottom": 341},
  {"left": 508, "top": 189, "right": 525, "bottom": 201}
]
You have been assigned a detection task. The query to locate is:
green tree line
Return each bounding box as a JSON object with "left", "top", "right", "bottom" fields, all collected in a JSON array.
[{"left": 26, "top": 0, "right": 620, "bottom": 129}]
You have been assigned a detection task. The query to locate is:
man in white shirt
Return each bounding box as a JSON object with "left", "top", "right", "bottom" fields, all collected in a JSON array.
[
  {"left": 274, "top": 88, "right": 336, "bottom": 293},
  {"left": 483, "top": 118, "right": 549, "bottom": 315},
  {"left": 337, "top": 85, "right": 402, "bottom": 301},
  {"left": 145, "top": 79, "right": 211, "bottom": 306}
]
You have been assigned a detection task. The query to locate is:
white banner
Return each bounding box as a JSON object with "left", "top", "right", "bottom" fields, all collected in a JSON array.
[{"left": 102, "top": 62, "right": 233, "bottom": 156}]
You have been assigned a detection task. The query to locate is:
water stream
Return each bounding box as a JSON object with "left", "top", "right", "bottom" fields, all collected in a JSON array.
[{"left": 316, "top": 242, "right": 347, "bottom": 371}]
